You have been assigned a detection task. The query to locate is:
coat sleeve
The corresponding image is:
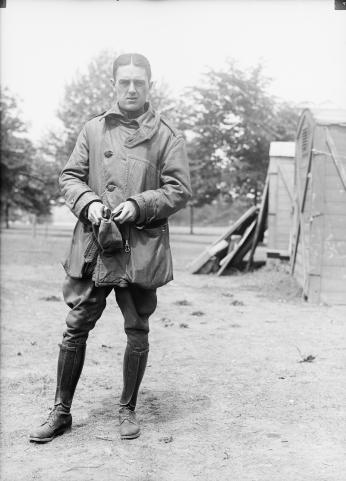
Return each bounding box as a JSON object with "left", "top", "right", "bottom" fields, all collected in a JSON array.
[
  {"left": 59, "top": 124, "right": 102, "bottom": 220},
  {"left": 128, "top": 134, "right": 192, "bottom": 224}
]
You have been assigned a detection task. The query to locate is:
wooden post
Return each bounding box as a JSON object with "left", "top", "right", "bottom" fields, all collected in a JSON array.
[
  {"left": 189, "top": 203, "right": 194, "bottom": 235},
  {"left": 5, "top": 202, "right": 10, "bottom": 229},
  {"left": 32, "top": 214, "right": 37, "bottom": 238}
]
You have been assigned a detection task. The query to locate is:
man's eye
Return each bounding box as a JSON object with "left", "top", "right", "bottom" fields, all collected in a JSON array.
[
  {"left": 134, "top": 80, "right": 145, "bottom": 87},
  {"left": 119, "top": 80, "right": 130, "bottom": 87}
]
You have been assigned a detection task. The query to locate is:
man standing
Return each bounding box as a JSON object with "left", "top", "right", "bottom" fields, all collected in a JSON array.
[{"left": 30, "top": 53, "right": 191, "bottom": 442}]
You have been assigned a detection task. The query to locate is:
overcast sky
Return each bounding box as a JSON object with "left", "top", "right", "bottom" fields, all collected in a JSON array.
[{"left": 1, "top": 0, "right": 345, "bottom": 141}]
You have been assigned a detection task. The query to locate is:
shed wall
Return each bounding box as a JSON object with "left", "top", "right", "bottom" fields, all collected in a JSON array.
[
  {"left": 309, "top": 125, "right": 346, "bottom": 304},
  {"left": 320, "top": 129, "right": 346, "bottom": 304},
  {"left": 291, "top": 109, "right": 346, "bottom": 304},
  {"left": 267, "top": 155, "right": 294, "bottom": 253}
]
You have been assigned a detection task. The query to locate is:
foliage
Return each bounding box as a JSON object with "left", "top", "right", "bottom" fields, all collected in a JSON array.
[
  {"left": 0, "top": 87, "right": 56, "bottom": 226},
  {"left": 177, "top": 61, "right": 299, "bottom": 207}
]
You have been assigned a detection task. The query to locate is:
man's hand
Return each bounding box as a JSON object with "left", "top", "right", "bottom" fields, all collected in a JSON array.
[
  {"left": 112, "top": 201, "right": 138, "bottom": 224},
  {"left": 87, "top": 202, "right": 106, "bottom": 225}
]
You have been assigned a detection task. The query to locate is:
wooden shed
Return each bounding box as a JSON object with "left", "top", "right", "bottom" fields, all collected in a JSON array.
[
  {"left": 267, "top": 141, "right": 295, "bottom": 259},
  {"left": 290, "top": 108, "right": 346, "bottom": 304}
]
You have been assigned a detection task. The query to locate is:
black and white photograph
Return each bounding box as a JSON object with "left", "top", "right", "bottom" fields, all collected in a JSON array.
[{"left": 1, "top": 0, "right": 346, "bottom": 480}]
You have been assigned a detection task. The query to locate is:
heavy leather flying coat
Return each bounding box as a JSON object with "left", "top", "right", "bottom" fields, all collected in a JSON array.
[{"left": 59, "top": 103, "right": 192, "bottom": 289}]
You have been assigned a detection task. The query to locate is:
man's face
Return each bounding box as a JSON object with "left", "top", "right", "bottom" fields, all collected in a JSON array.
[{"left": 112, "top": 64, "right": 151, "bottom": 112}]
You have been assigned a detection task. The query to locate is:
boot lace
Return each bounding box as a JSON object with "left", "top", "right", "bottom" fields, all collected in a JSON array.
[
  {"left": 44, "top": 406, "right": 67, "bottom": 427},
  {"left": 119, "top": 407, "right": 137, "bottom": 425}
]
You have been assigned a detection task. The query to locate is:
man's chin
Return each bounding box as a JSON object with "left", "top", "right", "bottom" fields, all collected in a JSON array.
[{"left": 122, "top": 101, "right": 143, "bottom": 111}]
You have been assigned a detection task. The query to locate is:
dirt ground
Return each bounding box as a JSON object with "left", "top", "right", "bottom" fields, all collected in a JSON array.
[{"left": 1, "top": 228, "right": 345, "bottom": 481}]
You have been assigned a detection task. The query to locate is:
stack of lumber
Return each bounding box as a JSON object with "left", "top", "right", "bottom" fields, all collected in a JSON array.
[{"left": 189, "top": 182, "right": 268, "bottom": 276}]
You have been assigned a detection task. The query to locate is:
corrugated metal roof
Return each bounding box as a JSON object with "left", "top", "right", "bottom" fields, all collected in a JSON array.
[
  {"left": 309, "top": 108, "right": 346, "bottom": 125},
  {"left": 269, "top": 141, "right": 295, "bottom": 158}
]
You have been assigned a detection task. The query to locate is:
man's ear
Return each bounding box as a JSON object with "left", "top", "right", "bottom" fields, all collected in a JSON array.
[
  {"left": 110, "top": 77, "right": 115, "bottom": 87},
  {"left": 149, "top": 80, "right": 153, "bottom": 90}
]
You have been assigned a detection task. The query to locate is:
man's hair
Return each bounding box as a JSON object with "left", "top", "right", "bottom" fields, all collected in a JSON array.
[{"left": 113, "top": 53, "right": 152, "bottom": 82}]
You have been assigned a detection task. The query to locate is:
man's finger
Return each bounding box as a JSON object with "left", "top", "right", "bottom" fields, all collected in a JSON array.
[
  {"left": 116, "top": 205, "right": 134, "bottom": 223},
  {"left": 114, "top": 211, "right": 128, "bottom": 224},
  {"left": 90, "top": 213, "right": 102, "bottom": 225},
  {"left": 112, "top": 202, "right": 125, "bottom": 216}
]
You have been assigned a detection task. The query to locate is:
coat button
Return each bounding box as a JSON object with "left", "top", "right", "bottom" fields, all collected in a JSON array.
[
  {"left": 104, "top": 150, "right": 113, "bottom": 158},
  {"left": 107, "top": 184, "right": 115, "bottom": 192}
]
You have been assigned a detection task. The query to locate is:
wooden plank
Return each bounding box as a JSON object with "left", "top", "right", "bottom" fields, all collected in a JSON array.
[
  {"left": 321, "top": 266, "right": 346, "bottom": 277},
  {"left": 277, "top": 164, "right": 294, "bottom": 205},
  {"left": 293, "top": 238, "right": 304, "bottom": 288},
  {"left": 322, "top": 257, "right": 346, "bottom": 267},
  {"left": 324, "top": 160, "right": 341, "bottom": 176},
  {"left": 276, "top": 240, "right": 291, "bottom": 250},
  {"left": 323, "top": 222, "right": 346, "bottom": 239},
  {"left": 268, "top": 162, "right": 278, "bottom": 249},
  {"left": 217, "top": 220, "right": 257, "bottom": 276},
  {"left": 276, "top": 219, "right": 292, "bottom": 229},
  {"left": 324, "top": 188, "right": 346, "bottom": 203},
  {"left": 325, "top": 213, "right": 346, "bottom": 225},
  {"left": 189, "top": 206, "right": 258, "bottom": 274},
  {"left": 320, "top": 278, "right": 346, "bottom": 295},
  {"left": 290, "top": 129, "right": 314, "bottom": 287},
  {"left": 323, "top": 239, "right": 346, "bottom": 261},
  {"left": 308, "top": 275, "right": 321, "bottom": 303},
  {"left": 246, "top": 176, "right": 269, "bottom": 270},
  {"left": 308, "top": 153, "right": 325, "bottom": 298},
  {"left": 320, "top": 292, "right": 346, "bottom": 305},
  {"left": 276, "top": 225, "right": 292, "bottom": 233},
  {"left": 267, "top": 249, "right": 290, "bottom": 259},
  {"left": 325, "top": 173, "right": 345, "bottom": 189},
  {"left": 291, "top": 122, "right": 317, "bottom": 295},
  {"left": 277, "top": 193, "right": 292, "bottom": 204},
  {"left": 234, "top": 221, "right": 259, "bottom": 267},
  {"left": 208, "top": 239, "right": 229, "bottom": 256},
  {"left": 324, "top": 203, "right": 346, "bottom": 215},
  {"left": 267, "top": 220, "right": 276, "bottom": 251}
]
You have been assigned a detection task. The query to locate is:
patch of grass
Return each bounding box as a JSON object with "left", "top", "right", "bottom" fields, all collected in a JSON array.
[
  {"left": 230, "top": 300, "right": 244, "bottom": 306},
  {"left": 40, "top": 295, "right": 61, "bottom": 302},
  {"left": 179, "top": 323, "right": 189, "bottom": 329},
  {"left": 174, "top": 299, "right": 191, "bottom": 306}
]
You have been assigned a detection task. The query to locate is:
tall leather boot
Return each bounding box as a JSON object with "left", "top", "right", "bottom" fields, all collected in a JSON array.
[
  {"left": 119, "top": 344, "right": 148, "bottom": 440},
  {"left": 54, "top": 343, "right": 86, "bottom": 410},
  {"left": 29, "top": 343, "right": 86, "bottom": 443}
]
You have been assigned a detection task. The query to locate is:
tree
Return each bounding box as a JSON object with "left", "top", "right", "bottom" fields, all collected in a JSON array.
[
  {"left": 0, "top": 87, "right": 55, "bottom": 227},
  {"left": 178, "top": 61, "right": 299, "bottom": 207}
]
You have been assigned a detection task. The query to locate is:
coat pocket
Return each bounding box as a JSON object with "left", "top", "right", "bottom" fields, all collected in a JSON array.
[
  {"left": 62, "top": 220, "right": 98, "bottom": 278},
  {"left": 126, "top": 223, "right": 173, "bottom": 289}
]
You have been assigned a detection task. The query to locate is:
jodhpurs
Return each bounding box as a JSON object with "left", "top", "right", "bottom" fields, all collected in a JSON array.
[{"left": 61, "top": 276, "right": 157, "bottom": 352}]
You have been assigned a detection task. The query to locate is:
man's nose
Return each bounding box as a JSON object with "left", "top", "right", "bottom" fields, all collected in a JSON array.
[{"left": 128, "top": 81, "right": 136, "bottom": 94}]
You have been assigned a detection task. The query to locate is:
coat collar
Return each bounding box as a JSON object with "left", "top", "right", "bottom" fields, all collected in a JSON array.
[{"left": 99, "top": 102, "right": 161, "bottom": 148}]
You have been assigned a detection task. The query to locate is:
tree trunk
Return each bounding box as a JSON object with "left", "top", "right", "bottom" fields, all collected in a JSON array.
[
  {"left": 32, "top": 214, "right": 37, "bottom": 238},
  {"left": 5, "top": 202, "right": 10, "bottom": 229},
  {"left": 189, "top": 203, "right": 194, "bottom": 235}
]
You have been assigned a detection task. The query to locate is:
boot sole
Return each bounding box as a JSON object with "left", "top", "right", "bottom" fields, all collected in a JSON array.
[
  {"left": 120, "top": 430, "right": 141, "bottom": 440},
  {"left": 29, "top": 425, "right": 72, "bottom": 443}
]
